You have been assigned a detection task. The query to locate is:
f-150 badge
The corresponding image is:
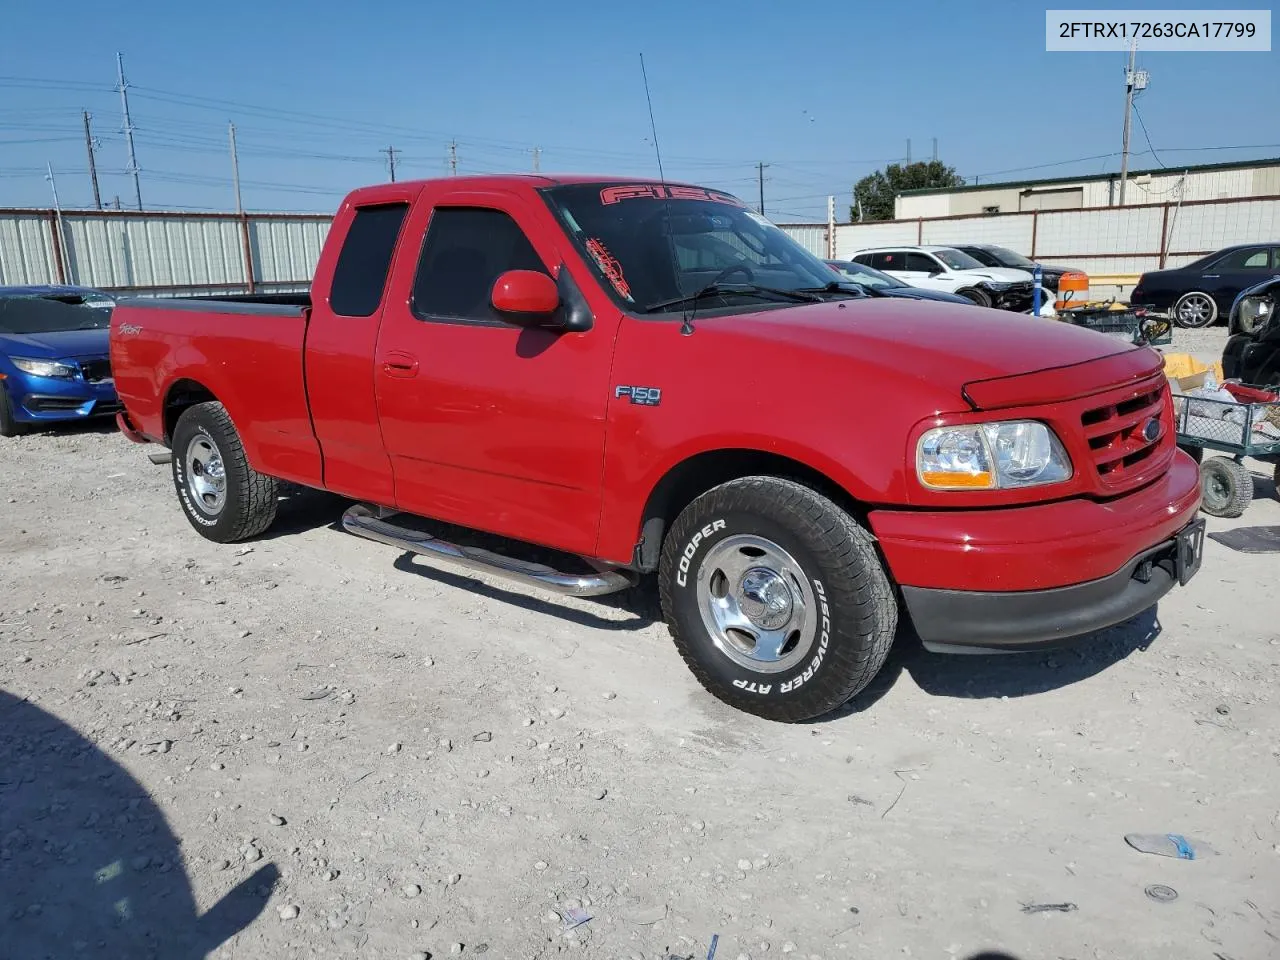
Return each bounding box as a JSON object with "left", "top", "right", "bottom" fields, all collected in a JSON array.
[{"left": 615, "top": 385, "right": 661, "bottom": 406}]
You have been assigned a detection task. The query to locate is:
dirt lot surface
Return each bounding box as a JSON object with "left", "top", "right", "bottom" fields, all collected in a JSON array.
[{"left": 3, "top": 329, "right": 1279, "bottom": 960}]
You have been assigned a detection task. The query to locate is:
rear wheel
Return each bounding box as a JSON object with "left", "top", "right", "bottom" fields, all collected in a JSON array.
[
  {"left": 0, "top": 390, "right": 26, "bottom": 438},
  {"left": 659, "top": 477, "right": 898, "bottom": 722},
  {"left": 958, "top": 287, "right": 992, "bottom": 309},
  {"left": 171, "top": 402, "right": 278, "bottom": 543},
  {"left": 1199, "top": 456, "right": 1252, "bottom": 518},
  {"left": 1173, "top": 291, "right": 1218, "bottom": 328}
]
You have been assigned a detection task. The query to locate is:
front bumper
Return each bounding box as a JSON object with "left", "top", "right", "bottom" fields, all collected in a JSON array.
[
  {"left": 6, "top": 375, "right": 118, "bottom": 423},
  {"left": 902, "top": 518, "right": 1204, "bottom": 652},
  {"left": 870, "top": 452, "right": 1203, "bottom": 651}
]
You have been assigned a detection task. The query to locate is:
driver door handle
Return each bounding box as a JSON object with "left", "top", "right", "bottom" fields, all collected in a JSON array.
[{"left": 382, "top": 351, "right": 419, "bottom": 378}]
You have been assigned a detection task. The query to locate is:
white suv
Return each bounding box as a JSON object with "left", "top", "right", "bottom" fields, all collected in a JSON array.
[{"left": 850, "top": 245, "right": 1050, "bottom": 314}]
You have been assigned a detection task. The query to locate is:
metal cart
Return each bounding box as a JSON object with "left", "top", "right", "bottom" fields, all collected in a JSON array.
[
  {"left": 1170, "top": 384, "right": 1280, "bottom": 518},
  {"left": 1055, "top": 302, "right": 1174, "bottom": 346}
]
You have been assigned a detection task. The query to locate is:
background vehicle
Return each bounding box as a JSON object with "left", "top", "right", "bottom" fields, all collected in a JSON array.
[
  {"left": 849, "top": 245, "right": 1037, "bottom": 311},
  {"left": 950, "top": 244, "right": 1083, "bottom": 294},
  {"left": 1222, "top": 276, "right": 1280, "bottom": 386},
  {"left": 1131, "top": 243, "right": 1280, "bottom": 328},
  {"left": 0, "top": 285, "right": 118, "bottom": 437},
  {"left": 110, "top": 175, "right": 1204, "bottom": 723},
  {"left": 824, "top": 260, "right": 973, "bottom": 304}
]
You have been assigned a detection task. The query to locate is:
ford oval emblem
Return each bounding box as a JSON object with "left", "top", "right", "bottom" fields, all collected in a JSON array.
[{"left": 1142, "top": 417, "right": 1161, "bottom": 442}]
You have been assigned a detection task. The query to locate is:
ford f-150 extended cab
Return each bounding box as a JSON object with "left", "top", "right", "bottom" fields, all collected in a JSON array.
[{"left": 109, "top": 175, "right": 1205, "bottom": 722}]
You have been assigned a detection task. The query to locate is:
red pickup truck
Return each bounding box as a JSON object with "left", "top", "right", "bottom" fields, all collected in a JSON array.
[{"left": 110, "top": 175, "right": 1204, "bottom": 721}]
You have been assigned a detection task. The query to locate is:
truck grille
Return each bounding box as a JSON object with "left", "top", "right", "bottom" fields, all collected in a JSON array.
[
  {"left": 1080, "top": 382, "right": 1168, "bottom": 487},
  {"left": 78, "top": 358, "right": 112, "bottom": 382}
]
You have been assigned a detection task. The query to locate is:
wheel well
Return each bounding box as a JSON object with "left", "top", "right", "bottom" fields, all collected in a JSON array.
[
  {"left": 163, "top": 379, "right": 218, "bottom": 443},
  {"left": 634, "top": 449, "right": 866, "bottom": 572}
]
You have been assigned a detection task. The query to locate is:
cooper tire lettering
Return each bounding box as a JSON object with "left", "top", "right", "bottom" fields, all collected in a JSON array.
[{"left": 675, "top": 519, "right": 726, "bottom": 588}]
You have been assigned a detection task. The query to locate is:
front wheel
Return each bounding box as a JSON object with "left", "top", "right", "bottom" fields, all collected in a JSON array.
[
  {"left": 171, "top": 401, "right": 278, "bottom": 543},
  {"left": 659, "top": 477, "right": 898, "bottom": 722},
  {"left": 958, "top": 287, "right": 992, "bottom": 309},
  {"left": 0, "top": 390, "right": 27, "bottom": 438}
]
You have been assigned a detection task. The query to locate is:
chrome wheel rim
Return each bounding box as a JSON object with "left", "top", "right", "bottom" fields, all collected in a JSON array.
[
  {"left": 185, "top": 434, "right": 227, "bottom": 516},
  {"left": 1177, "top": 294, "right": 1213, "bottom": 327},
  {"left": 695, "top": 534, "right": 816, "bottom": 674}
]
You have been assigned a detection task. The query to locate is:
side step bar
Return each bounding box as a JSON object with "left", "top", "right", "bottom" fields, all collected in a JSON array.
[{"left": 341, "top": 503, "right": 638, "bottom": 597}]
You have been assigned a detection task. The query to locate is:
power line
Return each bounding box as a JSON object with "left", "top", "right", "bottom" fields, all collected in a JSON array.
[{"left": 1131, "top": 103, "right": 1167, "bottom": 168}]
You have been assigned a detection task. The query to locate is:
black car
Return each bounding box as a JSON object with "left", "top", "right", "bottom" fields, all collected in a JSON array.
[
  {"left": 1132, "top": 243, "right": 1280, "bottom": 329},
  {"left": 1222, "top": 276, "right": 1280, "bottom": 387},
  {"left": 950, "top": 244, "right": 1081, "bottom": 293},
  {"left": 822, "top": 260, "right": 974, "bottom": 305}
]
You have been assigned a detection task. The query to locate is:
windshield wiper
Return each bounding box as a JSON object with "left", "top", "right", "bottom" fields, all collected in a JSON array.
[
  {"left": 641, "top": 282, "right": 822, "bottom": 314},
  {"left": 796, "top": 281, "right": 877, "bottom": 298}
]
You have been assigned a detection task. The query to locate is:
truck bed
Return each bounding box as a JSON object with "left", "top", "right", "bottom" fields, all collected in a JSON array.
[{"left": 109, "top": 296, "right": 323, "bottom": 486}]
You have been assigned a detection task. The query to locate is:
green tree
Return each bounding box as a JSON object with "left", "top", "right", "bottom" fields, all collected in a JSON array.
[{"left": 852, "top": 160, "right": 966, "bottom": 222}]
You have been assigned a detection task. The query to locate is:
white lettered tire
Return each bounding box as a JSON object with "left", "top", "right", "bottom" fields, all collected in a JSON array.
[
  {"left": 658, "top": 477, "right": 898, "bottom": 722},
  {"left": 171, "top": 402, "right": 278, "bottom": 543}
]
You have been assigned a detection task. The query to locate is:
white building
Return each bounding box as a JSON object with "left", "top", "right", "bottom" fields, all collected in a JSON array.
[{"left": 895, "top": 157, "right": 1280, "bottom": 219}]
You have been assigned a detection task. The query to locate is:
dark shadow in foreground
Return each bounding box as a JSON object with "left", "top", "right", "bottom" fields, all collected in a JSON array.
[
  {"left": 0, "top": 689, "right": 278, "bottom": 959},
  {"left": 837, "top": 605, "right": 1163, "bottom": 717}
]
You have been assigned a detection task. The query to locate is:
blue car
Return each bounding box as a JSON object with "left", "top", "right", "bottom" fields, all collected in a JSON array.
[{"left": 0, "top": 285, "right": 119, "bottom": 437}]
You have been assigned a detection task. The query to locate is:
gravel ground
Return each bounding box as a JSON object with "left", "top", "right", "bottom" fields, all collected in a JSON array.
[{"left": 3, "top": 326, "right": 1279, "bottom": 960}]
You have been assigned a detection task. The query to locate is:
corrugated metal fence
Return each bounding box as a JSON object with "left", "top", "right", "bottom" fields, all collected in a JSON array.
[{"left": 0, "top": 208, "right": 330, "bottom": 296}]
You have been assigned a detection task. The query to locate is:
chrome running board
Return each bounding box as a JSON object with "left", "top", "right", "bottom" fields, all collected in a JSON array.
[{"left": 341, "top": 503, "right": 637, "bottom": 597}]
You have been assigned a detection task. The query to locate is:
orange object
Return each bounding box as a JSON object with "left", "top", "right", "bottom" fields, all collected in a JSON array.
[{"left": 1054, "top": 271, "right": 1090, "bottom": 310}]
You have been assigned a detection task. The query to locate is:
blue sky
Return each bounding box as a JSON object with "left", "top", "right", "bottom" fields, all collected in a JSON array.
[{"left": 2, "top": 0, "right": 1276, "bottom": 219}]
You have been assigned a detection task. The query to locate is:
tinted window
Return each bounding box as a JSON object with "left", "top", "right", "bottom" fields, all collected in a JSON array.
[
  {"left": 868, "top": 252, "right": 901, "bottom": 271},
  {"left": 329, "top": 204, "right": 409, "bottom": 317},
  {"left": 412, "top": 208, "right": 547, "bottom": 323},
  {"left": 904, "top": 252, "right": 941, "bottom": 273},
  {"left": 959, "top": 247, "right": 1001, "bottom": 267},
  {"left": 932, "top": 248, "right": 985, "bottom": 270},
  {"left": 1213, "top": 247, "right": 1270, "bottom": 270},
  {"left": 0, "top": 295, "right": 113, "bottom": 334}
]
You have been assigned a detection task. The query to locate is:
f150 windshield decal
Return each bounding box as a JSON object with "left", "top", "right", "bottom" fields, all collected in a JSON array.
[
  {"left": 585, "top": 238, "right": 633, "bottom": 301},
  {"left": 599, "top": 185, "right": 745, "bottom": 206}
]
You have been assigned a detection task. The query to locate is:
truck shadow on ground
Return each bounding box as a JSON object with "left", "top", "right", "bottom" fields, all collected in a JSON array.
[
  {"left": 838, "top": 605, "right": 1163, "bottom": 716},
  {"left": 0, "top": 689, "right": 278, "bottom": 959}
]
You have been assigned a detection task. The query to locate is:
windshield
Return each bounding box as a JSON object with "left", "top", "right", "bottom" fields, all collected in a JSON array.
[
  {"left": 826, "top": 261, "right": 905, "bottom": 289},
  {"left": 988, "top": 246, "right": 1035, "bottom": 268},
  {"left": 0, "top": 294, "right": 114, "bottom": 334},
  {"left": 541, "top": 183, "right": 839, "bottom": 313},
  {"left": 931, "top": 248, "right": 986, "bottom": 271}
]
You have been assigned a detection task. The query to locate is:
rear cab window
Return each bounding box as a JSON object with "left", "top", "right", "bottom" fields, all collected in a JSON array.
[{"left": 329, "top": 203, "right": 409, "bottom": 317}]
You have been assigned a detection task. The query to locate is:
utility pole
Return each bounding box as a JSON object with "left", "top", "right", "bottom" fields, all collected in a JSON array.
[
  {"left": 906, "top": 139, "right": 912, "bottom": 164},
  {"left": 757, "top": 161, "right": 770, "bottom": 214},
  {"left": 532, "top": 146, "right": 541, "bottom": 173},
  {"left": 229, "top": 122, "right": 243, "bottom": 214},
  {"left": 82, "top": 110, "right": 102, "bottom": 210},
  {"left": 449, "top": 140, "right": 457, "bottom": 176},
  {"left": 1118, "top": 40, "right": 1148, "bottom": 205},
  {"left": 932, "top": 137, "right": 938, "bottom": 163},
  {"left": 381, "top": 145, "right": 399, "bottom": 183},
  {"left": 116, "top": 52, "right": 142, "bottom": 211}
]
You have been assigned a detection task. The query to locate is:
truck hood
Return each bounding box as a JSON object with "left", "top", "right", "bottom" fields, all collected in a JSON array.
[
  {"left": 0, "top": 327, "right": 110, "bottom": 359},
  {"left": 726, "top": 298, "right": 1146, "bottom": 408}
]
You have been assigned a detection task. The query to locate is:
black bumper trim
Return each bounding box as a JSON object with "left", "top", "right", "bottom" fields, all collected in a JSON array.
[{"left": 903, "top": 536, "right": 1186, "bottom": 654}]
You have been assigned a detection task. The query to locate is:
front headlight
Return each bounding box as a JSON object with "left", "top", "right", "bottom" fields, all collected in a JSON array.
[
  {"left": 11, "top": 357, "right": 77, "bottom": 379},
  {"left": 1237, "top": 295, "right": 1273, "bottom": 335},
  {"left": 982, "top": 281, "right": 1013, "bottom": 292},
  {"left": 918, "top": 420, "right": 1072, "bottom": 490}
]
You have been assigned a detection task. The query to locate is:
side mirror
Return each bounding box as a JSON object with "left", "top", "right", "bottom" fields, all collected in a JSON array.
[
  {"left": 929, "top": 269, "right": 944, "bottom": 277},
  {"left": 491, "top": 270, "right": 560, "bottom": 325}
]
